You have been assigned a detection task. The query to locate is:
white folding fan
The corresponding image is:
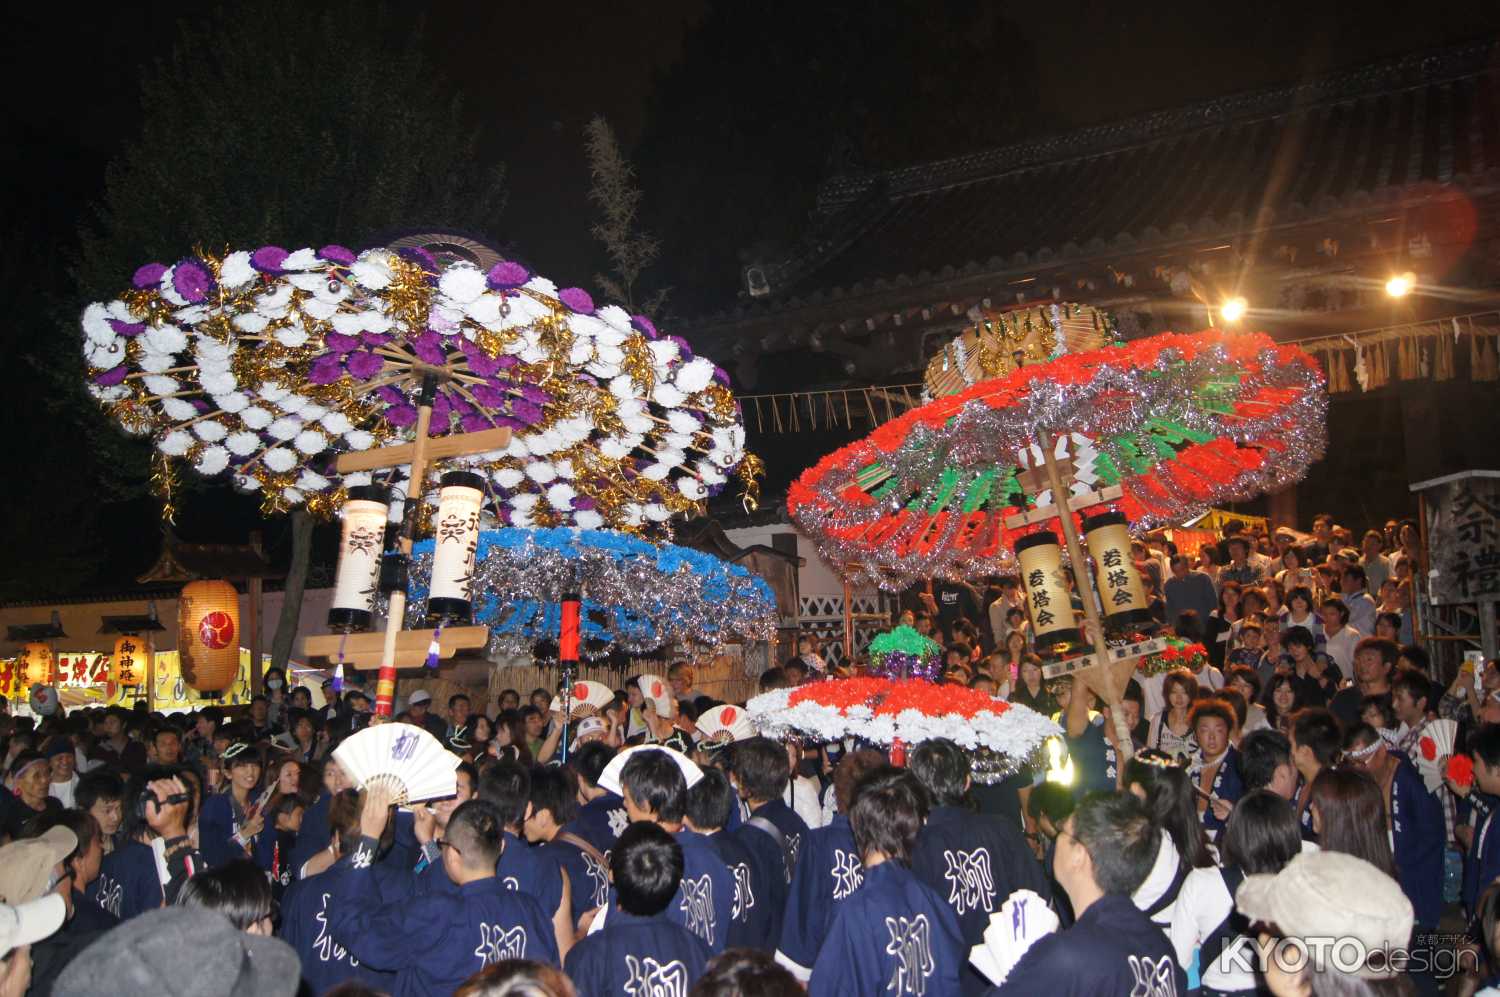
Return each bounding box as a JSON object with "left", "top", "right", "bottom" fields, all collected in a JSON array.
[
  {"left": 694, "top": 703, "right": 756, "bottom": 745},
  {"left": 636, "top": 674, "right": 675, "bottom": 716},
  {"left": 597, "top": 744, "right": 704, "bottom": 797},
  {"left": 547, "top": 680, "right": 615, "bottom": 719},
  {"left": 1414, "top": 718, "right": 1459, "bottom": 794},
  {"left": 332, "top": 723, "right": 459, "bottom": 805}
]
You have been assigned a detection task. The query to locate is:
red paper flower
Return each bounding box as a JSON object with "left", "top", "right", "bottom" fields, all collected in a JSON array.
[
  {"left": 1420, "top": 736, "right": 1437, "bottom": 761},
  {"left": 1448, "top": 754, "right": 1475, "bottom": 789}
]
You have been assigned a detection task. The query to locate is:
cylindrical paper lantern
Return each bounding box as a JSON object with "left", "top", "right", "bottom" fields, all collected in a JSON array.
[
  {"left": 19, "top": 642, "right": 54, "bottom": 687},
  {"left": 1014, "top": 531, "right": 1081, "bottom": 650},
  {"left": 328, "top": 485, "right": 391, "bottom": 633},
  {"left": 1082, "top": 510, "right": 1152, "bottom": 628},
  {"left": 427, "top": 471, "right": 484, "bottom": 623},
  {"left": 111, "top": 635, "right": 147, "bottom": 686},
  {"left": 178, "top": 579, "right": 240, "bottom": 693}
]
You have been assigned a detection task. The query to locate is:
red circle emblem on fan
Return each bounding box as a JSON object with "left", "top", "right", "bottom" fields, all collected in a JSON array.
[
  {"left": 198, "top": 612, "right": 235, "bottom": 650},
  {"left": 1420, "top": 736, "right": 1437, "bottom": 761},
  {"left": 574, "top": 683, "right": 589, "bottom": 701},
  {"left": 719, "top": 706, "right": 737, "bottom": 725},
  {"left": 652, "top": 681, "right": 664, "bottom": 698}
]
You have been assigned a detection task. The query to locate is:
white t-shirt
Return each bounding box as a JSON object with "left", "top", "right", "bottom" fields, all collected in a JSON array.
[
  {"left": 1322, "top": 626, "right": 1363, "bottom": 674},
  {"left": 1170, "top": 865, "right": 1257, "bottom": 992}
]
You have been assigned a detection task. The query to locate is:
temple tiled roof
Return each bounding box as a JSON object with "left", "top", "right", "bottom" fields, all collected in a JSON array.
[{"left": 713, "top": 39, "right": 1500, "bottom": 319}]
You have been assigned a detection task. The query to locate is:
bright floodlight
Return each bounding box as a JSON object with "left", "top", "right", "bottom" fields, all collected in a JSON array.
[
  {"left": 1386, "top": 273, "right": 1415, "bottom": 298},
  {"left": 1219, "top": 297, "right": 1248, "bottom": 323}
]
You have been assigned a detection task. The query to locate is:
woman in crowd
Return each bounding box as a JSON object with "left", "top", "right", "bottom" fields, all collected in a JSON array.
[
  {"left": 1375, "top": 612, "right": 1404, "bottom": 642},
  {"left": 1226, "top": 666, "right": 1269, "bottom": 734},
  {"left": 995, "top": 630, "right": 1029, "bottom": 686},
  {"left": 1276, "top": 546, "right": 1318, "bottom": 595},
  {"left": 1006, "top": 655, "right": 1056, "bottom": 716},
  {"left": 176, "top": 859, "right": 275, "bottom": 935},
  {"left": 1124, "top": 750, "right": 1214, "bottom": 930},
  {"left": 1308, "top": 765, "right": 1395, "bottom": 877},
  {"left": 1206, "top": 582, "right": 1244, "bottom": 670},
  {"left": 1146, "top": 669, "right": 1199, "bottom": 761},
  {"left": 199, "top": 743, "right": 266, "bottom": 870},
  {"left": 469, "top": 715, "right": 494, "bottom": 759},
  {"left": 1279, "top": 586, "right": 1321, "bottom": 640},
  {"left": 490, "top": 713, "right": 533, "bottom": 765},
  {"left": 1170, "top": 789, "right": 1304, "bottom": 994}
]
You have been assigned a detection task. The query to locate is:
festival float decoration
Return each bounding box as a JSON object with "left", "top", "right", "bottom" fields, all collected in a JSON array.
[
  {"left": 866, "top": 625, "right": 942, "bottom": 681},
  {"left": 747, "top": 676, "right": 1059, "bottom": 782},
  {"left": 1136, "top": 638, "right": 1211, "bottom": 678},
  {"left": 399, "top": 528, "right": 778, "bottom": 659}
]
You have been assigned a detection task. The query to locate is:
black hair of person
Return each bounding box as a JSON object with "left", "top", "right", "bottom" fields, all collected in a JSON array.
[
  {"left": 1221, "top": 790, "right": 1302, "bottom": 875},
  {"left": 690, "top": 947, "right": 804, "bottom": 997},
  {"left": 685, "top": 766, "right": 736, "bottom": 832},
  {"left": 1238, "top": 729, "right": 1293, "bottom": 793},
  {"left": 1309, "top": 767, "right": 1396, "bottom": 878},
  {"left": 1068, "top": 791, "right": 1161, "bottom": 896},
  {"left": 907, "top": 738, "right": 968, "bottom": 808},
  {"left": 569, "top": 741, "right": 616, "bottom": 789},
  {"left": 122, "top": 764, "right": 199, "bottom": 842},
  {"left": 1398, "top": 644, "right": 1430, "bottom": 672},
  {"left": 611, "top": 821, "right": 683, "bottom": 917},
  {"left": 1025, "top": 781, "right": 1076, "bottom": 824},
  {"left": 1283, "top": 626, "right": 1317, "bottom": 651},
  {"left": 1122, "top": 751, "right": 1213, "bottom": 869},
  {"left": 1291, "top": 708, "right": 1344, "bottom": 767},
  {"left": 1390, "top": 669, "right": 1432, "bottom": 711},
  {"left": 452, "top": 960, "right": 577, "bottom": 997},
  {"left": 23, "top": 808, "right": 99, "bottom": 868},
  {"left": 727, "top": 736, "right": 791, "bottom": 803},
  {"left": 1320, "top": 598, "right": 1351, "bottom": 625},
  {"left": 447, "top": 799, "right": 506, "bottom": 870},
  {"left": 848, "top": 766, "right": 927, "bottom": 865},
  {"left": 1355, "top": 637, "right": 1401, "bottom": 671},
  {"left": 1227, "top": 665, "right": 1262, "bottom": 701},
  {"left": 1472, "top": 724, "right": 1500, "bottom": 769},
  {"left": 1216, "top": 689, "right": 1249, "bottom": 731},
  {"left": 526, "top": 765, "right": 578, "bottom": 826},
  {"left": 478, "top": 759, "right": 531, "bottom": 827},
  {"left": 449, "top": 693, "right": 470, "bottom": 708},
  {"left": 75, "top": 770, "right": 125, "bottom": 812},
  {"left": 757, "top": 667, "right": 787, "bottom": 692},
  {"left": 455, "top": 761, "right": 479, "bottom": 793},
  {"left": 329, "top": 788, "right": 396, "bottom": 860},
  {"left": 620, "top": 749, "right": 688, "bottom": 823},
  {"left": 1188, "top": 699, "right": 1236, "bottom": 735},
  {"left": 176, "top": 859, "right": 273, "bottom": 930}
]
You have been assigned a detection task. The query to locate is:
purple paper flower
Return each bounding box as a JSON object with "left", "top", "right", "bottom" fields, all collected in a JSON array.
[
  {"left": 192, "top": 399, "right": 211, "bottom": 413},
  {"left": 467, "top": 351, "right": 502, "bottom": 377},
  {"left": 519, "top": 384, "right": 548, "bottom": 406},
  {"left": 430, "top": 394, "right": 452, "bottom": 422},
  {"left": 470, "top": 384, "right": 506, "bottom": 407},
  {"left": 108, "top": 319, "right": 146, "bottom": 338},
  {"left": 172, "top": 258, "right": 215, "bottom": 303},
  {"left": 666, "top": 335, "right": 693, "bottom": 360},
  {"left": 558, "top": 288, "right": 595, "bottom": 315},
  {"left": 460, "top": 412, "right": 492, "bottom": 433},
  {"left": 712, "top": 365, "right": 731, "bottom": 386},
  {"left": 486, "top": 261, "right": 530, "bottom": 290},
  {"left": 132, "top": 263, "right": 167, "bottom": 289},
  {"left": 630, "top": 315, "right": 658, "bottom": 339},
  {"left": 494, "top": 355, "right": 518, "bottom": 370},
  {"left": 251, "top": 246, "right": 289, "bottom": 273},
  {"left": 346, "top": 351, "right": 384, "bottom": 379},
  {"left": 377, "top": 385, "right": 405, "bottom": 405},
  {"left": 412, "top": 331, "right": 447, "bottom": 366},
  {"left": 511, "top": 400, "right": 542, "bottom": 425},
  {"left": 318, "top": 245, "right": 356, "bottom": 265},
  {"left": 397, "top": 247, "right": 439, "bottom": 274},
  {"left": 385, "top": 404, "right": 417, "bottom": 427},
  {"left": 571, "top": 496, "right": 597, "bottom": 510},
  {"left": 308, "top": 354, "right": 344, "bottom": 385},
  {"left": 93, "top": 365, "right": 129, "bottom": 386},
  {"left": 360, "top": 332, "right": 393, "bottom": 347},
  {"left": 324, "top": 332, "right": 361, "bottom": 354}
]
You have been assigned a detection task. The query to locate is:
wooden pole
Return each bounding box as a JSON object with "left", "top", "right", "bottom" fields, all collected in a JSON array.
[
  {"left": 1038, "top": 431, "right": 1135, "bottom": 762},
  {"left": 375, "top": 374, "right": 438, "bottom": 717}
]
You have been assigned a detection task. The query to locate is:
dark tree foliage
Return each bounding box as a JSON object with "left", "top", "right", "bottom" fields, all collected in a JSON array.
[{"left": 634, "top": 0, "right": 1039, "bottom": 314}]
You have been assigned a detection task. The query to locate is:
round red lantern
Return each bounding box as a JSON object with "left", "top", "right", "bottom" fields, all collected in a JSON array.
[{"left": 178, "top": 580, "right": 241, "bottom": 693}]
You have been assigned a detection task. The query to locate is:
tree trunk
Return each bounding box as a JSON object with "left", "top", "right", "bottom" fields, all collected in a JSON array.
[{"left": 270, "top": 509, "right": 314, "bottom": 672}]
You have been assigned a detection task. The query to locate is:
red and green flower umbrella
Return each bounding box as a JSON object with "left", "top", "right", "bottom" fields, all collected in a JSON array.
[{"left": 787, "top": 330, "right": 1326, "bottom": 588}]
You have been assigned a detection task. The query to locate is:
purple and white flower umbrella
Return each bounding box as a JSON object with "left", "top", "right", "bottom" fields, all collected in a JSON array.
[{"left": 82, "top": 244, "right": 751, "bottom": 530}]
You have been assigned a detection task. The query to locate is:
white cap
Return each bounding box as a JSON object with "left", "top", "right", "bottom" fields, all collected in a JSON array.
[
  {"left": 0, "top": 894, "right": 66, "bottom": 956},
  {"left": 408, "top": 690, "right": 432, "bottom": 706}
]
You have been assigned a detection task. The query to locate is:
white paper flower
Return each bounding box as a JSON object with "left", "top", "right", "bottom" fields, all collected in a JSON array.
[
  {"left": 568, "top": 338, "right": 594, "bottom": 365},
  {"left": 677, "top": 477, "right": 708, "bottom": 500},
  {"left": 645, "top": 503, "right": 671, "bottom": 522},
  {"left": 194, "top": 445, "right": 229, "bottom": 475},
  {"left": 264, "top": 448, "right": 296, "bottom": 472},
  {"left": 159, "top": 431, "right": 193, "bottom": 455},
  {"left": 294, "top": 429, "right": 327, "bottom": 453},
  {"left": 361, "top": 310, "right": 393, "bottom": 334},
  {"left": 216, "top": 392, "right": 250, "bottom": 413},
  {"left": 647, "top": 340, "right": 680, "bottom": 366},
  {"left": 226, "top": 431, "right": 260, "bottom": 456},
  {"left": 599, "top": 438, "right": 632, "bottom": 460},
  {"left": 667, "top": 411, "right": 699, "bottom": 435},
  {"left": 696, "top": 462, "right": 727, "bottom": 486},
  {"left": 675, "top": 357, "right": 715, "bottom": 394},
  {"left": 344, "top": 430, "right": 375, "bottom": 450},
  {"left": 512, "top": 493, "right": 540, "bottom": 512},
  {"left": 233, "top": 474, "right": 261, "bottom": 492},
  {"left": 518, "top": 343, "right": 548, "bottom": 365},
  {"left": 194, "top": 420, "right": 227, "bottom": 442},
  {"left": 88, "top": 384, "right": 130, "bottom": 403},
  {"left": 522, "top": 275, "right": 558, "bottom": 297},
  {"left": 256, "top": 282, "right": 294, "bottom": 311},
  {"left": 596, "top": 304, "right": 632, "bottom": 332},
  {"left": 297, "top": 470, "right": 330, "bottom": 490},
  {"left": 438, "top": 264, "right": 487, "bottom": 304},
  {"left": 320, "top": 412, "right": 352, "bottom": 434},
  {"left": 162, "top": 398, "right": 197, "bottom": 420},
  {"left": 351, "top": 254, "right": 392, "bottom": 290},
  {"left": 84, "top": 339, "right": 125, "bottom": 368},
  {"left": 640, "top": 463, "right": 671, "bottom": 482},
  {"left": 82, "top": 304, "right": 117, "bottom": 345},
  {"left": 552, "top": 458, "right": 575, "bottom": 479},
  {"left": 573, "top": 509, "right": 605, "bottom": 530},
  {"left": 241, "top": 406, "right": 273, "bottom": 430},
  {"left": 664, "top": 432, "right": 695, "bottom": 450},
  {"left": 330, "top": 312, "right": 364, "bottom": 335},
  {"left": 220, "top": 251, "right": 256, "bottom": 288},
  {"left": 138, "top": 350, "right": 175, "bottom": 374},
  {"left": 158, "top": 268, "right": 187, "bottom": 306},
  {"left": 268, "top": 417, "right": 302, "bottom": 441},
  {"left": 282, "top": 486, "right": 304, "bottom": 502},
  {"left": 144, "top": 325, "right": 188, "bottom": 355},
  {"left": 652, "top": 383, "right": 685, "bottom": 408},
  {"left": 258, "top": 383, "right": 291, "bottom": 403},
  {"left": 343, "top": 471, "right": 373, "bottom": 487},
  {"left": 232, "top": 312, "right": 270, "bottom": 333},
  {"left": 296, "top": 401, "right": 328, "bottom": 421},
  {"left": 546, "top": 482, "right": 576, "bottom": 510},
  {"left": 301, "top": 298, "right": 338, "bottom": 321},
  {"left": 525, "top": 461, "right": 557, "bottom": 484},
  {"left": 283, "top": 248, "right": 320, "bottom": 271},
  {"left": 274, "top": 324, "right": 310, "bottom": 348},
  {"left": 463, "top": 293, "right": 502, "bottom": 326},
  {"left": 622, "top": 414, "right": 654, "bottom": 435},
  {"left": 195, "top": 337, "right": 234, "bottom": 361},
  {"left": 142, "top": 375, "right": 178, "bottom": 396},
  {"left": 493, "top": 468, "right": 525, "bottom": 489},
  {"left": 201, "top": 372, "right": 237, "bottom": 395}
]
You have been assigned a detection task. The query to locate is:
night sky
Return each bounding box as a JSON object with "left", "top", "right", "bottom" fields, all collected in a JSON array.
[{"left": 3, "top": 1, "right": 1499, "bottom": 597}]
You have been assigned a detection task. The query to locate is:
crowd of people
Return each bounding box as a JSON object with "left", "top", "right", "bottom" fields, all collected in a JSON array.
[{"left": 0, "top": 511, "right": 1494, "bottom": 996}]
